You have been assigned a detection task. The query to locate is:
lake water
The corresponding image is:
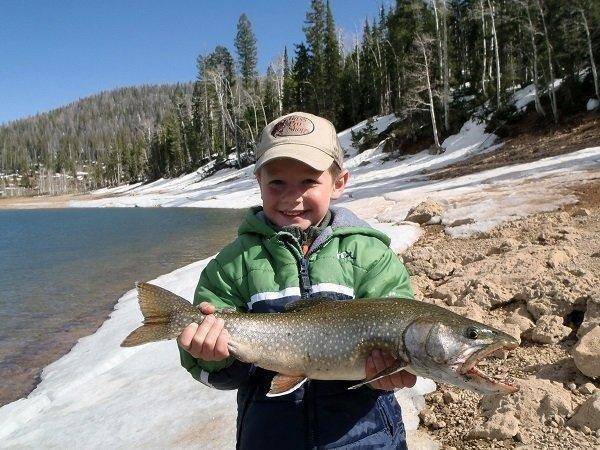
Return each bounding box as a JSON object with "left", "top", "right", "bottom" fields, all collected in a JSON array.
[{"left": 0, "top": 207, "right": 245, "bottom": 407}]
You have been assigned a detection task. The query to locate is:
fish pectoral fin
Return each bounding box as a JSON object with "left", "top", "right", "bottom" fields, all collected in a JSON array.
[
  {"left": 348, "top": 360, "right": 407, "bottom": 390},
  {"left": 266, "top": 374, "right": 308, "bottom": 397}
]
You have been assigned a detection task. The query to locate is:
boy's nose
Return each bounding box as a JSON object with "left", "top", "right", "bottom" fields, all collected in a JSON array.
[{"left": 281, "top": 186, "right": 305, "bottom": 203}]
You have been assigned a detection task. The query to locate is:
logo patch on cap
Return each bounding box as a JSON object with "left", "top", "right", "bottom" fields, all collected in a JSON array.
[{"left": 271, "top": 115, "right": 315, "bottom": 137}]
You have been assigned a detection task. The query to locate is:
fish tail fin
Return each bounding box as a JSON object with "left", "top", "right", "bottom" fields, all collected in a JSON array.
[{"left": 121, "top": 282, "right": 200, "bottom": 347}]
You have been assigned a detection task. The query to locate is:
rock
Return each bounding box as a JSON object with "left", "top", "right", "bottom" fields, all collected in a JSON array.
[
  {"left": 505, "top": 311, "right": 535, "bottom": 334},
  {"left": 539, "top": 391, "right": 574, "bottom": 418},
  {"left": 579, "top": 383, "right": 597, "bottom": 395},
  {"left": 419, "top": 408, "right": 437, "bottom": 428},
  {"left": 567, "top": 382, "right": 577, "bottom": 393},
  {"left": 530, "top": 315, "right": 572, "bottom": 344},
  {"left": 466, "top": 412, "right": 520, "bottom": 440},
  {"left": 443, "top": 391, "right": 461, "bottom": 404},
  {"left": 573, "top": 326, "right": 600, "bottom": 378},
  {"left": 432, "top": 420, "right": 446, "bottom": 429},
  {"left": 426, "top": 263, "right": 457, "bottom": 281},
  {"left": 461, "top": 253, "right": 485, "bottom": 265},
  {"left": 480, "top": 379, "right": 573, "bottom": 428},
  {"left": 487, "top": 238, "right": 519, "bottom": 255},
  {"left": 430, "top": 287, "right": 458, "bottom": 306},
  {"left": 571, "top": 207, "right": 590, "bottom": 217},
  {"left": 404, "top": 246, "right": 435, "bottom": 263},
  {"left": 568, "top": 391, "right": 600, "bottom": 431},
  {"left": 405, "top": 199, "right": 444, "bottom": 225},
  {"left": 547, "top": 249, "right": 570, "bottom": 268},
  {"left": 464, "top": 278, "right": 514, "bottom": 308},
  {"left": 578, "top": 296, "right": 600, "bottom": 339},
  {"left": 447, "top": 217, "right": 475, "bottom": 227}
]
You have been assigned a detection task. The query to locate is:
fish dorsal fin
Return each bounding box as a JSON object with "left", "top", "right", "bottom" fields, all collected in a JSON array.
[
  {"left": 266, "top": 374, "right": 308, "bottom": 397},
  {"left": 284, "top": 298, "right": 331, "bottom": 312}
]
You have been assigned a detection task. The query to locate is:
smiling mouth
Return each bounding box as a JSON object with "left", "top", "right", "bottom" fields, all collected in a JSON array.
[
  {"left": 280, "top": 210, "right": 306, "bottom": 217},
  {"left": 459, "top": 340, "right": 519, "bottom": 394}
]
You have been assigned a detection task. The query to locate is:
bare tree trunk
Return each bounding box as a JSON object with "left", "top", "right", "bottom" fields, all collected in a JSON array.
[
  {"left": 441, "top": 0, "right": 450, "bottom": 131},
  {"left": 418, "top": 39, "right": 441, "bottom": 150},
  {"left": 578, "top": 7, "right": 599, "bottom": 100},
  {"left": 432, "top": 0, "right": 444, "bottom": 86},
  {"left": 536, "top": 0, "right": 558, "bottom": 123},
  {"left": 524, "top": 2, "right": 545, "bottom": 115},
  {"left": 487, "top": 0, "right": 501, "bottom": 108}
]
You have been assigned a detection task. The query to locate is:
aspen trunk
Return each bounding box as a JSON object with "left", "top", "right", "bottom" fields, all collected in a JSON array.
[
  {"left": 441, "top": 0, "right": 450, "bottom": 131},
  {"left": 487, "top": 0, "right": 501, "bottom": 108},
  {"left": 420, "top": 40, "right": 441, "bottom": 150},
  {"left": 479, "top": 0, "right": 487, "bottom": 96},
  {"left": 536, "top": 0, "right": 558, "bottom": 123},
  {"left": 525, "top": 3, "right": 545, "bottom": 116},
  {"left": 579, "top": 8, "right": 599, "bottom": 100}
]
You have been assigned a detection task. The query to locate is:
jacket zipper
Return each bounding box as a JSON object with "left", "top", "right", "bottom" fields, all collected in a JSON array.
[{"left": 299, "top": 256, "right": 311, "bottom": 299}]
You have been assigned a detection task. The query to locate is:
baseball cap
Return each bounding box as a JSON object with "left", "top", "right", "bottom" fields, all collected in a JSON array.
[{"left": 254, "top": 112, "right": 344, "bottom": 173}]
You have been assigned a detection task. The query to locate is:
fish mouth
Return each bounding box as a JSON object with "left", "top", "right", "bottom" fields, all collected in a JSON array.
[{"left": 459, "top": 340, "right": 519, "bottom": 394}]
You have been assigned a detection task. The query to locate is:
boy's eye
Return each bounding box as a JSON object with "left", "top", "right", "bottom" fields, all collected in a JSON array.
[
  {"left": 269, "top": 180, "right": 284, "bottom": 186},
  {"left": 303, "top": 179, "right": 318, "bottom": 185}
]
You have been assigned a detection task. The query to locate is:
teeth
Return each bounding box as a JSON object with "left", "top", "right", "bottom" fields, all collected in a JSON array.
[{"left": 282, "top": 211, "right": 303, "bottom": 216}]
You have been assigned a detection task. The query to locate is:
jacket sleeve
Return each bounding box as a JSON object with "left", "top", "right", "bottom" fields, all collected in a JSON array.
[
  {"left": 178, "top": 256, "right": 254, "bottom": 390},
  {"left": 355, "top": 246, "right": 414, "bottom": 300}
]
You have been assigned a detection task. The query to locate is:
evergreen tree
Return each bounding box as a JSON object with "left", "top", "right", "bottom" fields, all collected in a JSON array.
[
  {"left": 323, "top": 0, "right": 342, "bottom": 123},
  {"left": 303, "top": 0, "right": 326, "bottom": 113},
  {"left": 292, "top": 43, "right": 312, "bottom": 112},
  {"left": 235, "top": 14, "right": 259, "bottom": 89},
  {"left": 282, "top": 46, "right": 296, "bottom": 113}
]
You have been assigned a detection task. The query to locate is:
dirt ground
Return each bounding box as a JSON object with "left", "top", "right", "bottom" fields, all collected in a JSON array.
[{"left": 402, "top": 180, "right": 600, "bottom": 449}]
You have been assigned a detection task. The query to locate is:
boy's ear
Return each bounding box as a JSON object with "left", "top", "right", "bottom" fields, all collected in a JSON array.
[{"left": 330, "top": 169, "right": 349, "bottom": 200}]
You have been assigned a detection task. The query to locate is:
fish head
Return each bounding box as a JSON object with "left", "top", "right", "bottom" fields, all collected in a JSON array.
[{"left": 403, "top": 316, "right": 519, "bottom": 395}]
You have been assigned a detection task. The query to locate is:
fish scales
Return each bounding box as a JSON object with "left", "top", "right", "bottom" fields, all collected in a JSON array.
[{"left": 217, "top": 300, "right": 408, "bottom": 380}]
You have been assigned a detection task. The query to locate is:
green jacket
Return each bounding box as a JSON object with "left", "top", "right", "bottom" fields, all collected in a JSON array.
[{"left": 179, "top": 206, "right": 413, "bottom": 385}]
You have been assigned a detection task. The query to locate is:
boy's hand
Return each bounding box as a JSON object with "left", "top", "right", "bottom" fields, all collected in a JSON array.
[
  {"left": 177, "top": 302, "right": 230, "bottom": 361},
  {"left": 366, "top": 349, "right": 416, "bottom": 391}
]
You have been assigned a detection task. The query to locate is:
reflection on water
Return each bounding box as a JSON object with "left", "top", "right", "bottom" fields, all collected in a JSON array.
[{"left": 0, "top": 207, "right": 245, "bottom": 406}]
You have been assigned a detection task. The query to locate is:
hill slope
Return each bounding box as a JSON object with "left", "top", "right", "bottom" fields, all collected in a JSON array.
[{"left": 0, "top": 83, "right": 193, "bottom": 172}]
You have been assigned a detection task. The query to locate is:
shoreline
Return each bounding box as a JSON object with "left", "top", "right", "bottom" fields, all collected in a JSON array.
[{"left": 0, "top": 193, "right": 96, "bottom": 209}]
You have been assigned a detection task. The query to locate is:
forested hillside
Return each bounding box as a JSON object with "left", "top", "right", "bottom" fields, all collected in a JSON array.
[
  {"left": 1, "top": 0, "right": 598, "bottom": 195},
  {"left": 0, "top": 84, "right": 192, "bottom": 192}
]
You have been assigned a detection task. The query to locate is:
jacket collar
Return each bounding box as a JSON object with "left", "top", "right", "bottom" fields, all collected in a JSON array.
[{"left": 238, "top": 206, "right": 391, "bottom": 248}]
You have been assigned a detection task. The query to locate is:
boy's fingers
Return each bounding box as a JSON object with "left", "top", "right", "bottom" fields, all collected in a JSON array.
[
  {"left": 190, "top": 315, "right": 215, "bottom": 357},
  {"left": 370, "top": 350, "right": 394, "bottom": 391},
  {"left": 199, "top": 302, "right": 216, "bottom": 315},
  {"left": 214, "top": 329, "right": 230, "bottom": 359},
  {"left": 177, "top": 322, "right": 199, "bottom": 349},
  {"left": 387, "top": 372, "right": 405, "bottom": 389},
  {"left": 365, "top": 355, "right": 377, "bottom": 378},
  {"left": 401, "top": 370, "right": 417, "bottom": 388},
  {"left": 201, "top": 317, "right": 225, "bottom": 360}
]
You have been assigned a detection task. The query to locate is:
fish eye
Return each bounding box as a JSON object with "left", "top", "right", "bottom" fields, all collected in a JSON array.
[{"left": 466, "top": 327, "right": 479, "bottom": 340}]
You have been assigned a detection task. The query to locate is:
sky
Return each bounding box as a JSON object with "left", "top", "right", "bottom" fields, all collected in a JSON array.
[{"left": 0, "top": 0, "right": 389, "bottom": 125}]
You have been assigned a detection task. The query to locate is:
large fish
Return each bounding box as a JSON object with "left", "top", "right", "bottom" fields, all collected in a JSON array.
[{"left": 122, "top": 282, "right": 519, "bottom": 397}]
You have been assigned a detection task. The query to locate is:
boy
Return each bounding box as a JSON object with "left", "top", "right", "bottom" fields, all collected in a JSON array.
[{"left": 178, "top": 112, "right": 416, "bottom": 449}]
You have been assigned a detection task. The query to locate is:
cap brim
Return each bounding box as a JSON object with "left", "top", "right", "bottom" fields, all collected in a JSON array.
[{"left": 254, "top": 144, "right": 334, "bottom": 173}]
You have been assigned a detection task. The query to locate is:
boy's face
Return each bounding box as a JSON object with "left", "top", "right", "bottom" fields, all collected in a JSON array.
[{"left": 256, "top": 158, "right": 349, "bottom": 230}]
